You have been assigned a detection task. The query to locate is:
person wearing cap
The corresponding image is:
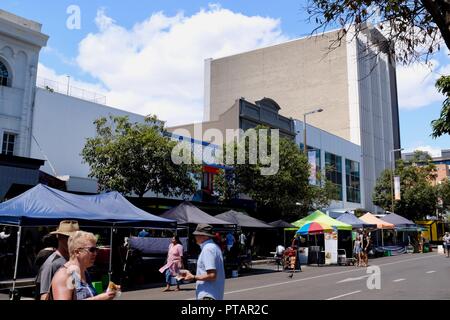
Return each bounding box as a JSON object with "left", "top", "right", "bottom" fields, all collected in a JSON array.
[
  {"left": 35, "top": 220, "right": 80, "bottom": 300},
  {"left": 182, "top": 224, "right": 225, "bottom": 300}
]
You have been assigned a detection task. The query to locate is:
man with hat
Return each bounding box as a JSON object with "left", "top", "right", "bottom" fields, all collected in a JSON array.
[
  {"left": 182, "top": 224, "right": 225, "bottom": 300},
  {"left": 35, "top": 221, "right": 80, "bottom": 300}
]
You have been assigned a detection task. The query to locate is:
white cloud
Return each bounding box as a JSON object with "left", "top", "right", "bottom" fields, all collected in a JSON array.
[
  {"left": 396, "top": 59, "right": 447, "bottom": 110},
  {"left": 404, "top": 145, "right": 442, "bottom": 157},
  {"left": 71, "top": 5, "right": 288, "bottom": 126}
]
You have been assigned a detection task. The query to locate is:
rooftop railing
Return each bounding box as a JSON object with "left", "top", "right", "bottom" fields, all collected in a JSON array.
[{"left": 36, "top": 77, "right": 106, "bottom": 105}]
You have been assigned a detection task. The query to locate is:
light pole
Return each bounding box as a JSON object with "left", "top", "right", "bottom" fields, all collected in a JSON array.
[
  {"left": 303, "top": 108, "right": 324, "bottom": 155},
  {"left": 389, "top": 148, "right": 404, "bottom": 214}
]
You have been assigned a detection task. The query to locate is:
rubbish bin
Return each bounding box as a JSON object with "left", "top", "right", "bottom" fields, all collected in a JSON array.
[
  {"left": 308, "top": 246, "right": 320, "bottom": 265},
  {"left": 423, "top": 244, "right": 430, "bottom": 253}
]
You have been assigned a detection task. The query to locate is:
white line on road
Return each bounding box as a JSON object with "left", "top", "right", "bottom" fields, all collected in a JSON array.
[
  {"left": 326, "top": 290, "right": 361, "bottom": 300},
  {"left": 393, "top": 278, "right": 405, "bottom": 282},
  {"left": 426, "top": 271, "right": 436, "bottom": 274},
  {"left": 337, "top": 275, "right": 370, "bottom": 284},
  {"left": 214, "top": 254, "right": 440, "bottom": 298}
]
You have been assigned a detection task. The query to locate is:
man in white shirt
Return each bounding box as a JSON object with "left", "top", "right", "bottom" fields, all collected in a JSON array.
[{"left": 443, "top": 232, "right": 450, "bottom": 258}]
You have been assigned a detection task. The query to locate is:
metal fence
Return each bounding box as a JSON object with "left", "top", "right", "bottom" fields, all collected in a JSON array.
[{"left": 36, "top": 77, "right": 106, "bottom": 105}]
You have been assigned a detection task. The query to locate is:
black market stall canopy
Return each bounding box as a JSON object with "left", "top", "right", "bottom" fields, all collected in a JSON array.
[
  {"left": 0, "top": 184, "right": 176, "bottom": 228},
  {"left": 160, "top": 201, "right": 235, "bottom": 230},
  {"left": 335, "top": 212, "right": 377, "bottom": 230},
  {"left": 269, "top": 220, "right": 296, "bottom": 229},
  {"left": 380, "top": 212, "right": 421, "bottom": 231},
  {"left": 215, "top": 210, "right": 274, "bottom": 229}
]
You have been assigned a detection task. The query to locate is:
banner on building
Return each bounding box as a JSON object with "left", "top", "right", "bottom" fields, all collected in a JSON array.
[
  {"left": 394, "top": 176, "right": 401, "bottom": 201},
  {"left": 308, "top": 150, "right": 317, "bottom": 185}
]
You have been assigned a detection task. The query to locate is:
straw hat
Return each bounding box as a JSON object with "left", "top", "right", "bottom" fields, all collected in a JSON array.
[
  {"left": 50, "top": 220, "right": 80, "bottom": 237},
  {"left": 192, "top": 224, "right": 215, "bottom": 237}
]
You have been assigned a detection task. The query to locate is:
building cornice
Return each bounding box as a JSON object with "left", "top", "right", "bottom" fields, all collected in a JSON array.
[{"left": 0, "top": 17, "right": 48, "bottom": 49}]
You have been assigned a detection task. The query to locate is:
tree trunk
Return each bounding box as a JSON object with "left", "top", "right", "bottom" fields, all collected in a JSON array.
[{"left": 422, "top": 0, "right": 450, "bottom": 51}]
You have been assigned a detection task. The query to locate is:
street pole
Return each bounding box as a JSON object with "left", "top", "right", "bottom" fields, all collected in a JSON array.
[
  {"left": 303, "top": 108, "right": 324, "bottom": 155},
  {"left": 390, "top": 148, "right": 404, "bottom": 215},
  {"left": 390, "top": 151, "right": 395, "bottom": 214},
  {"left": 303, "top": 113, "right": 307, "bottom": 155}
]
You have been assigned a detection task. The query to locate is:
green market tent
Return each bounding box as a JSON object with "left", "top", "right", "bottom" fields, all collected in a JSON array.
[{"left": 288, "top": 210, "right": 352, "bottom": 231}]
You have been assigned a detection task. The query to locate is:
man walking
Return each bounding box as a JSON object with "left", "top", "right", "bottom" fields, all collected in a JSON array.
[
  {"left": 35, "top": 221, "right": 79, "bottom": 300},
  {"left": 183, "top": 224, "right": 225, "bottom": 300},
  {"left": 443, "top": 232, "right": 450, "bottom": 258}
]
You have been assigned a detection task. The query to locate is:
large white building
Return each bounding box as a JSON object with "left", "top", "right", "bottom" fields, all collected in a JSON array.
[
  {"left": 0, "top": 10, "right": 149, "bottom": 198},
  {"left": 1, "top": 10, "right": 396, "bottom": 212}
]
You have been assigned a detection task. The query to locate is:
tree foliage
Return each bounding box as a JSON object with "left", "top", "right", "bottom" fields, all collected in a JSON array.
[
  {"left": 213, "top": 127, "right": 337, "bottom": 220},
  {"left": 431, "top": 75, "right": 450, "bottom": 138},
  {"left": 307, "top": 0, "right": 448, "bottom": 64},
  {"left": 82, "top": 115, "right": 199, "bottom": 198},
  {"left": 437, "top": 178, "right": 450, "bottom": 212},
  {"left": 373, "top": 158, "right": 438, "bottom": 220},
  {"left": 307, "top": 1, "right": 450, "bottom": 138}
]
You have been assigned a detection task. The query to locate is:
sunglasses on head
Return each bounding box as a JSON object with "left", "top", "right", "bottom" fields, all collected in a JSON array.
[{"left": 79, "top": 246, "right": 99, "bottom": 253}]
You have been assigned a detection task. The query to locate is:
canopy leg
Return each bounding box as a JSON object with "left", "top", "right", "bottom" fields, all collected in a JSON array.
[
  {"left": 109, "top": 227, "right": 113, "bottom": 283},
  {"left": 11, "top": 226, "right": 22, "bottom": 300}
]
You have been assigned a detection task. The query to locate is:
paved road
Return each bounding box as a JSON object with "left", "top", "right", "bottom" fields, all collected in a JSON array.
[
  {"left": 118, "top": 252, "right": 450, "bottom": 300},
  {"left": 1, "top": 253, "right": 448, "bottom": 300}
]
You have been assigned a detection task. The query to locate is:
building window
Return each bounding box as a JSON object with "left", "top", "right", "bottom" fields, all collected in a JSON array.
[
  {"left": 0, "top": 61, "right": 10, "bottom": 87},
  {"left": 345, "top": 159, "right": 361, "bottom": 203},
  {"left": 325, "top": 152, "right": 343, "bottom": 201},
  {"left": 2, "top": 133, "right": 16, "bottom": 156}
]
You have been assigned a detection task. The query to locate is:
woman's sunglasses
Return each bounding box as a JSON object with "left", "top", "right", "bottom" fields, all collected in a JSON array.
[{"left": 79, "top": 246, "right": 99, "bottom": 253}]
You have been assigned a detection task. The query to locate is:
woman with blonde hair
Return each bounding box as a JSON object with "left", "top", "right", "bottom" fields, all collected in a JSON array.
[{"left": 50, "top": 231, "right": 119, "bottom": 300}]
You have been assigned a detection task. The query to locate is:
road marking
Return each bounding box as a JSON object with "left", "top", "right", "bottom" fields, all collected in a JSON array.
[
  {"left": 393, "top": 278, "right": 405, "bottom": 282},
  {"left": 337, "top": 275, "right": 370, "bottom": 284},
  {"left": 426, "top": 271, "right": 436, "bottom": 274},
  {"left": 212, "top": 254, "right": 440, "bottom": 298},
  {"left": 326, "top": 290, "right": 361, "bottom": 300}
]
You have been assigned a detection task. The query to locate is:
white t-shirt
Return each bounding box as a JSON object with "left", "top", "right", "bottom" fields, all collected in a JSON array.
[
  {"left": 239, "top": 234, "right": 246, "bottom": 245},
  {"left": 0, "top": 232, "right": 10, "bottom": 240},
  {"left": 276, "top": 245, "right": 285, "bottom": 256},
  {"left": 443, "top": 235, "right": 450, "bottom": 244}
]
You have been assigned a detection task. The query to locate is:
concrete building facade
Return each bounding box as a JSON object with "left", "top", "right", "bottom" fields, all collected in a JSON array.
[
  {"left": 203, "top": 27, "right": 401, "bottom": 211},
  {"left": 0, "top": 10, "right": 48, "bottom": 158}
]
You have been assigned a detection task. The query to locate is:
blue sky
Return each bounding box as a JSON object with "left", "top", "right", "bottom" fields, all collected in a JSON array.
[{"left": 2, "top": 0, "right": 449, "bottom": 155}]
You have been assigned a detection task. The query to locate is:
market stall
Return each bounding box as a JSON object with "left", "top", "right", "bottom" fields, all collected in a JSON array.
[
  {"left": 359, "top": 213, "right": 394, "bottom": 248},
  {"left": 379, "top": 213, "right": 422, "bottom": 250},
  {"left": 0, "top": 184, "right": 176, "bottom": 296},
  {"left": 160, "top": 202, "right": 236, "bottom": 273},
  {"left": 289, "top": 211, "right": 352, "bottom": 265}
]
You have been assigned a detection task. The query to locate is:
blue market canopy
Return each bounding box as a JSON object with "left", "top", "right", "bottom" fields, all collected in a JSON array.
[
  {"left": 0, "top": 184, "right": 176, "bottom": 228},
  {"left": 335, "top": 212, "right": 377, "bottom": 229},
  {"left": 379, "top": 213, "right": 419, "bottom": 231}
]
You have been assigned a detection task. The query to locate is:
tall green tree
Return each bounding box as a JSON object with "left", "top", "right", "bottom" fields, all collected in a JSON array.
[
  {"left": 432, "top": 75, "right": 450, "bottom": 138},
  {"left": 82, "top": 115, "right": 199, "bottom": 198},
  {"left": 214, "top": 126, "right": 337, "bottom": 220},
  {"left": 437, "top": 178, "right": 450, "bottom": 212},
  {"left": 373, "top": 159, "right": 438, "bottom": 220}
]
